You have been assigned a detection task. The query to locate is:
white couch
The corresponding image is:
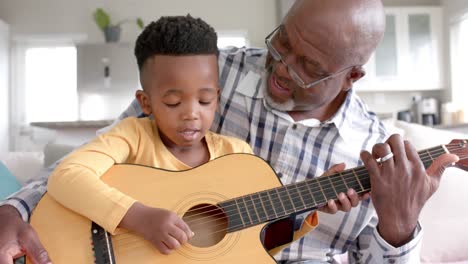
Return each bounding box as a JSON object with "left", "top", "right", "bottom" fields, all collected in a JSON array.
[{"left": 1, "top": 120, "right": 468, "bottom": 263}]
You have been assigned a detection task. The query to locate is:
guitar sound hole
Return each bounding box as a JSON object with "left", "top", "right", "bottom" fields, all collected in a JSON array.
[{"left": 182, "top": 203, "right": 228, "bottom": 248}]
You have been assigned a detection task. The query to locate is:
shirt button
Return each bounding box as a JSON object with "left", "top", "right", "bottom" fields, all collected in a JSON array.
[
  {"left": 292, "top": 124, "right": 297, "bottom": 130},
  {"left": 388, "top": 259, "right": 396, "bottom": 264}
]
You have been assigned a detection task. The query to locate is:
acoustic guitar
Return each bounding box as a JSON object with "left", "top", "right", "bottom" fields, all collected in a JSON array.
[{"left": 28, "top": 140, "right": 468, "bottom": 264}]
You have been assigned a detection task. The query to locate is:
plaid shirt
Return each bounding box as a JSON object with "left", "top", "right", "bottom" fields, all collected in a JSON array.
[{"left": 2, "top": 48, "right": 422, "bottom": 263}]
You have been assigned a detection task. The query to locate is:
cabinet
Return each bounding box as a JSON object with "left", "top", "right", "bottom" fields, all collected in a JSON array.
[
  {"left": 76, "top": 43, "right": 139, "bottom": 121},
  {"left": 355, "top": 7, "right": 444, "bottom": 91},
  {"left": 77, "top": 42, "right": 139, "bottom": 92}
]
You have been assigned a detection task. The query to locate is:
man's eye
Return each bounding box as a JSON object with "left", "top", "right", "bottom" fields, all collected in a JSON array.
[{"left": 165, "top": 102, "right": 180, "bottom": 108}]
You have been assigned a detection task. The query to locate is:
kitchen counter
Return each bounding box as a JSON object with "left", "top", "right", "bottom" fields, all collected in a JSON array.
[{"left": 30, "top": 120, "right": 113, "bottom": 129}]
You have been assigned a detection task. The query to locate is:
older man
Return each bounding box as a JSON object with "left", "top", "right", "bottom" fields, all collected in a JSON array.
[{"left": 0, "top": 0, "right": 457, "bottom": 263}]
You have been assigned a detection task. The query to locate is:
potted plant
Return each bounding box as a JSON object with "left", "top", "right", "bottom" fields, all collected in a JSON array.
[{"left": 93, "top": 8, "right": 144, "bottom": 42}]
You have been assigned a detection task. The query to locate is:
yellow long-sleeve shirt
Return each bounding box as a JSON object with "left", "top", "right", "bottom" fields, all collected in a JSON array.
[{"left": 47, "top": 117, "right": 253, "bottom": 233}]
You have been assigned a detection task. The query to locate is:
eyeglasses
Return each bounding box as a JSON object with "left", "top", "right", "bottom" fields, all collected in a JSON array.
[{"left": 265, "top": 25, "right": 357, "bottom": 89}]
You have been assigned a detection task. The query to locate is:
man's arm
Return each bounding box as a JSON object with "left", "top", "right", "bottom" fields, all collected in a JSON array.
[
  {"left": 0, "top": 99, "right": 144, "bottom": 263},
  {"left": 0, "top": 173, "right": 51, "bottom": 264}
]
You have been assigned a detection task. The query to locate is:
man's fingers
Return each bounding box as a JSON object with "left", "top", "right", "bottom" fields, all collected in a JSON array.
[
  {"left": 323, "top": 163, "right": 346, "bottom": 177},
  {"left": 324, "top": 200, "right": 338, "bottom": 214},
  {"left": 347, "top": 189, "right": 360, "bottom": 207},
  {"left": 0, "top": 252, "right": 14, "bottom": 264},
  {"left": 337, "top": 193, "right": 351, "bottom": 212},
  {"left": 427, "top": 153, "right": 459, "bottom": 178},
  {"left": 19, "top": 227, "right": 51, "bottom": 264},
  {"left": 360, "top": 192, "right": 371, "bottom": 201}
]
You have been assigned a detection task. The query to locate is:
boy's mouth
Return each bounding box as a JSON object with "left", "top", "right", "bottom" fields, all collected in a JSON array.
[{"left": 178, "top": 129, "right": 200, "bottom": 141}]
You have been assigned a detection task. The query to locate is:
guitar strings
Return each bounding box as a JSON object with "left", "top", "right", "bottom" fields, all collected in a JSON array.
[
  {"left": 183, "top": 144, "right": 464, "bottom": 224},
  {"left": 112, "top": 145, "right": 463, "bottom": 245},
  {"left": 116, "top": 146, "right": 454, "bottom": 239},
  {"left": 174, "top": 147, "right": 450, "bottom": 226},
  {"left": 109, "top": 144, "right": 468, "bottom": 250}
]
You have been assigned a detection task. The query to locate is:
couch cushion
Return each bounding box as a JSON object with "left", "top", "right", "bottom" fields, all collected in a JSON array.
[
  {"left": 0, "top": 161, "right": 21, "bottom": 199},
  {"left": 1, "top": 152, "right": 44, "bottom": 185},
  {"left": 419, "top": 167, "right": 468, "bottom": 263}
]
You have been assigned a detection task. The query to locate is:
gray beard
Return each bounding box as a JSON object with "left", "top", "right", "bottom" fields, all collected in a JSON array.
[{"left": 263, "top": 85, "right": 296, "bottom": 111}]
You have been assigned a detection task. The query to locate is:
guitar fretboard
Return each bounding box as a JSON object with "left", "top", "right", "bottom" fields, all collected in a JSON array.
[{"left": 219, "top": 145, "right": 447, "bottom": 233}]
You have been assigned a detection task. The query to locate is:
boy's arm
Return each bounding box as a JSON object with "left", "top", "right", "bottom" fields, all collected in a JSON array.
[{"left": 47, "top": 118, "right": 140, "bottom": 234}]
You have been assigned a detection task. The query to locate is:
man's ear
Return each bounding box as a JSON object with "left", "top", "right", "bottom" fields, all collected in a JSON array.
[
  {"left": 135, "top": 90, "right": 152, "bottom": 115},
  {"left": 343, "top": 66, "right": 366, "bottom": 91}
]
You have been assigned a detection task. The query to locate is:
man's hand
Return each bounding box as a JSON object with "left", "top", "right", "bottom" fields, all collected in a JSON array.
[
  {"left": 361, "top": 134, "right": 459, "bottom": 247},
  {"left": 318, "top": 163, "right": 370, "bottom": 214},
  {"left": 0, "top": 205, "right": 51, "bottom": 264}
]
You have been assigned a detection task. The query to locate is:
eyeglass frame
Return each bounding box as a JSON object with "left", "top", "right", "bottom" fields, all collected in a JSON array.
[{"left": 265, "top": 25, "right": 359, "bottom": 89}]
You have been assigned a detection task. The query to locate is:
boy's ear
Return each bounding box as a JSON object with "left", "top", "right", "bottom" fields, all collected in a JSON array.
[{"left": 135, "top": 90, "right": 152, "bottom": 115}]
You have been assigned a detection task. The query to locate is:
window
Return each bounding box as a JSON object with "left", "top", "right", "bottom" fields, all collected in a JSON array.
[
  {"left": 24, "top": 46, "right": 78, "bottom": 122},
  {"left": 10, "top": 38, "right": 80, "bottom": 151}
]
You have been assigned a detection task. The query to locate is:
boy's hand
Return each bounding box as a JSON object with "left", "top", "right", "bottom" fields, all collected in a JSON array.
[
  {"left": 318, "top": 163, "right": 370, "bottom": 214},
  {"left": 119, "top": 202, "right": 193, "bottom": 254}
]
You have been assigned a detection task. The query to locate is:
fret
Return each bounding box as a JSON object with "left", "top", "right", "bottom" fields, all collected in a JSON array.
[
  {"left": 304, "top": 180, "right": 318, "bottom": 207},
  {"left": 270, "top": 189, "right": 286, "bottom": 217},
  {"left": 261, "top": 191, "right": 278, "bottom": 219},
  {"left": 219, "top": 200, "right": 243, "bottom": 233},
  {"left": 327, "top": 176, "right": 338, "bottom": 197},
  {"left": 339, "top": 172, "right": 349, "bottom": 190},
  {"left": 306, "top": 179, "right": 328, "bottom": 205},
  {"left": 282, "top": 186, "right": 297, "bottom": 213},
  {"left": 351, "top": 169, "right": 365, "bottom": 192},
  {"left": 235, "top": 197, "right": 251, "bottom": 227},
  {"left": 288, "top": 184, "right": 306, "bottom": 211},
  {"left": 423, "top": 149, "right": 434, "bottom": 169},
  {"left": 318, "top": 177, "right": 335, "bottom": 201},
  {"left": 241, "top": 196, "right": 254, "bottom": 225},
  {"left": 314, "top": 178, "right": 329, "bottom": 203},
  {"left": 244, "top": 194, "right": 262, "bottom": 224},
  {"left": 330, "top": 173, "right": 348, "bottom": 195},
  {"left": 255, "top": 193, "right": 268, "bottom": 223},
  {"left": 359, "top": 173, "right": 371, "bottom": 191}
]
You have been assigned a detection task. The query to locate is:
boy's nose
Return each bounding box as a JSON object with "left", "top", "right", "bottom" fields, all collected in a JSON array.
[{"left": 181, "top": 104, "right": 199, "bottom": 120}]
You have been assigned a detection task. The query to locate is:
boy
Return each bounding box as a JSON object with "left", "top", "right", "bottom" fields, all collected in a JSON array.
[{"left": 47, "top": 15, "right": 252, "bottom": 255}]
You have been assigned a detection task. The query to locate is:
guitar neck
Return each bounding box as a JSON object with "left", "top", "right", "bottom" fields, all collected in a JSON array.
[{"left": 220, "top": 145, "right": 447, "bottom": 233}]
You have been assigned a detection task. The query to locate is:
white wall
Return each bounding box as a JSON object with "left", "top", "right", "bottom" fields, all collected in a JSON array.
[
  {"left": 0, "top": 20, "right": 9, "bottom": 155},
  {"left": 0, "top": 0, "right": 276, "bottom": 47}
]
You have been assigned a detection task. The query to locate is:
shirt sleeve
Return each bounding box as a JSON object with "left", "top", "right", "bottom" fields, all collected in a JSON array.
[
  {"left": 0, "top": 99, "right": 144, "bottom": 223},
  {"left": 348, "top": 213, "right": 423, "bottom": 263},
  {"left": 47, "top": 118, "right": 141, "bottom": 234}
]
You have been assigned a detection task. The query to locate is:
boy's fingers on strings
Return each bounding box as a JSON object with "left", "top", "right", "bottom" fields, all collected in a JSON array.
[{"left": 176, "top": 218, "right": 194, "bottom": 239}]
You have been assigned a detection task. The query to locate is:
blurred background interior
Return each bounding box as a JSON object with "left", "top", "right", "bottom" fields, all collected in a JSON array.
[{"left": 1, "top": 0, "right": 468, "bottom": 154}]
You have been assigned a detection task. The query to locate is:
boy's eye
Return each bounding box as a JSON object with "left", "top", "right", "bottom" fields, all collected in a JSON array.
[
  {"left": 199, "top": 100, "right": 213, "bottom": 105},
  {"left": 164, "top": 102, "right": 180, "bottom": 108}
]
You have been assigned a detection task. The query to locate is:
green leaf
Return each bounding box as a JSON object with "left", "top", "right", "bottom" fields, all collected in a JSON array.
[
  {"left": 94, "top": 8, "right": 111, "bottom": 30},
  {"left": 136, "top": 18, "right": 144, "bottom": 29}
]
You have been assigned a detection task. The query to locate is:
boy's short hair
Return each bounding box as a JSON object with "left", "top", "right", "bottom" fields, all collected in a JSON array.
[{"left": 134, "top": 14, "right": 219, "bottom": 71}]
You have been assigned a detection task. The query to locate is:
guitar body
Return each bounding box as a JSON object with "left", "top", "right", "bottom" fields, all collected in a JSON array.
[{"left": 29, "top": 154, "right": 289, "bottom": 263}]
